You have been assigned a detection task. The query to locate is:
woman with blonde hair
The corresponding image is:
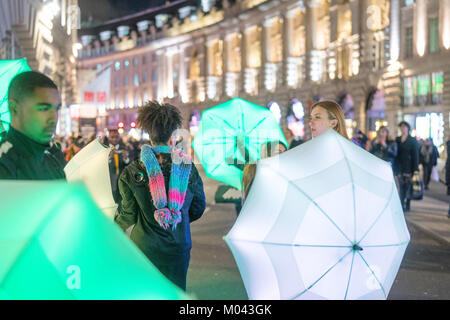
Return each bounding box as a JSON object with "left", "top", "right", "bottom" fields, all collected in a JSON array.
[{"left": 309, "top": 100, "right": 349, "bottom": 139}]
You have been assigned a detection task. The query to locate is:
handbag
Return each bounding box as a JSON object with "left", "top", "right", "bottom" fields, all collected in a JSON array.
[
  {"left": 431, "top": 166, "right": 439, "bottom": 182},
  {"left": 410, "top": 173, "right": 423, "bottom": 200}
]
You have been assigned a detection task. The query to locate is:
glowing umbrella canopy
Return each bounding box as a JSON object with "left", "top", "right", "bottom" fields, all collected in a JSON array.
[
  {"left": 64, "top": 138, "right": 117, "bottom": 219},
  {"left": 0, "top": 180, "right": 188, "bottom": 299},
  {"left": 225, "top": 129, "right": 410, "bottom": 300},
  {"left": 192, "top": 97, "right": 287, "bottom": 190},
  {"left": 0, "top": 59, "right": 31, "bottom": 140}
]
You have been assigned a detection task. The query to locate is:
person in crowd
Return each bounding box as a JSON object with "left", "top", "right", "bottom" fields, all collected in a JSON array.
[
  {"left": 369, "top": 126, "right": 398, "bottom": 168},
  {"left": 104, "top": 129, "right": 130, "bottom": 203},
  {"left": 64, "top": 136, "right": 85, "bottom": 161},
  {"left": 394, "top": 121, "right": 419, "bottom": 212},
  {"left": 445, "top": 140, "right": 450, "bottom": 218},
  {"left": 242, "top": 140, "right": 287, "bottom": 202},
  {"left": 351, "top": 128, "right": 370, "bottom": 150},
  {"left": 289, "top": 136, "right": 304, "bottom": 149},
  {"left": 309, "top": 100, "right": 349, "bottom": 139},
  {"left": 115, "top": 101, "right": 206, "bottom": 291},
  {"left": 0, "top": 71, "right": 66, "bottom": 180},
  {"left": 419, "top": 137, "right": 439, "bottom": 190}
]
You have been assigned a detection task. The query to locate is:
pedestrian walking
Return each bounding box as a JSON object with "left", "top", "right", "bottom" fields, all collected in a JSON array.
[
  {"left": 115, "top": 101, "right": 206, "bottom": 291},
  {"left": 419, "top": 137, "right": 439, "bottom": 190},
  {"left": 104, "top": 129, "right": 130, "bottom": 203},
  {"left": 0, "top": 71, "right": 66, "bottom": 180},
  {"left": 394, "top": 121, "right": 420, "bottom": 212},
  {"left": 369, "top": 126, "right": 397, "bottom": 168},
  {"left": 445, "top": 140, "right": 450, "bottom": 218}
]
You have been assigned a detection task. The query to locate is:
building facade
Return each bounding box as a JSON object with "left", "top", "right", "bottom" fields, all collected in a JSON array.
[
  {"left": 0, "top": 0, "right": 79, "bottom": 136},
  {"left": 77, "top": 0, "right": 450, "bottom": 153}
]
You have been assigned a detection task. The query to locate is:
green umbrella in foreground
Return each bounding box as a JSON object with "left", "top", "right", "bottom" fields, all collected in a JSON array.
[
  {"left": 0, "top": 180, "right": 188, "bottom": 299},
  {"left": 192, "top": 98, "right": 287, "bottom": 190},
  {"left": 0, "top": 59, "right": 31, "bottom": 139}
]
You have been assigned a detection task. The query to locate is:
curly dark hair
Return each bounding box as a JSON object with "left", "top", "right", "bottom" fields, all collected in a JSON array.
[{"left": 137, "top": 100, "right": 183, "bottom": 144}]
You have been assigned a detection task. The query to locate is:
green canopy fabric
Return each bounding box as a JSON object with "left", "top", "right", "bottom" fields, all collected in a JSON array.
[
  {"left": 192, "top": 98, "right": 287, "bottom": 190},
  {"left": 0, "top": 180, "right": 189, "bottom": 300},
  {"left": 0, "top": 59, "right": 32, "bottom": 140}
]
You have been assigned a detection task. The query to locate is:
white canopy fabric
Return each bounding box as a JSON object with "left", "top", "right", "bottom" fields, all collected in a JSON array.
[
  {"left": 64, "top": 138, "right": 117, "bottom": 219},
  {"left": 225, "top": 129, "right": 410, "bottom": 300}
]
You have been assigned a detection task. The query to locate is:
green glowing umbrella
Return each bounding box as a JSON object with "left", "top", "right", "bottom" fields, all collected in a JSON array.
[
  {"left": 0, "top": 59, "right": 32, "bottom": 139},
  {"left": 0, "top": 180, "right": 188, "bottom": 300},
  {"left": 192, "top": 98, "right": 287, "bottom": 190}
]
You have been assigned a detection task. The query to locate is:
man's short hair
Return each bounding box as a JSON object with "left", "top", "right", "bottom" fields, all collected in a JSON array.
[
  {"left": 8, "top": 71, "right": 58, "bottom": 103},
  {"left": 398, "top": 121, "right": 411, "bottom": 131}
]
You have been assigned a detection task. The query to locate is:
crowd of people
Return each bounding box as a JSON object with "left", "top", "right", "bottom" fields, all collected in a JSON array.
[{"left": 1, "top": 70, "right": 449, "bottom": 293}]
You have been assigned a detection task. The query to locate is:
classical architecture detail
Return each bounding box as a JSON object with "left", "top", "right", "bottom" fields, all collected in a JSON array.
[{"left": 76, "top": 0, "right": 450, "bottom": 153}]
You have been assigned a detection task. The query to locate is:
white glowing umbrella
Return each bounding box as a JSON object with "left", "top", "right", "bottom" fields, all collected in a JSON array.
[
  {"left": 225, "top": 129, "right": 410, "bottom": 300},
  {"left": 64, "top": 138, "right": 117, "bottom": 219}
]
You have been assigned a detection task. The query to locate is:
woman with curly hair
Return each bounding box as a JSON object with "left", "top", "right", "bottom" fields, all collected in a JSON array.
[{"left": 115, "top": 101, "right": 206, "bottom": 290}]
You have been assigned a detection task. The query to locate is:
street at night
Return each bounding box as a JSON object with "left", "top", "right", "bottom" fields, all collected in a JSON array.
[{"left": 0, "top": 0, "right": 450, "bottom": 303}]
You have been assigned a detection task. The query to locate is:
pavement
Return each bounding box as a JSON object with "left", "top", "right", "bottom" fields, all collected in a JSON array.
[{"left": 406, "top": 180, "right": 450, "bottom": 246}]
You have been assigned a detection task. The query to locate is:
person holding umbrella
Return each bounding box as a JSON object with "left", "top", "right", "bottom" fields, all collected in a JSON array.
[
  {"left": 309, "top": 100, "right": 349, "bottom": 139},
  {"left": 242, "top": 140, "right": 287, "bottom": 202},
  {"left": 0, "top": 71, "right": 65, "bottom": 180},
  {"left": 114, "top": 101, "right": 206, "bottom": 291}
]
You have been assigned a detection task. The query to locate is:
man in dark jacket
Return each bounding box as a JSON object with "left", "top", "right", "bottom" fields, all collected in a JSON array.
[
  {"left": 103, "top": 129, "right": 130, "bottom": 203},
  {"left": 394, "top": 121, "right": 419, "bottom": 212},
  {"left": 419, "top": 138, "right": 439, "bottom": 190},
  {"left": 0, "top": 71, "right": 65, "bottom": 180},
  {"left": 115, "top": 101, "right": 205, "bottom": 291},
  {"left": 445, "top": 140, "right": 450, "bottom": 218}
]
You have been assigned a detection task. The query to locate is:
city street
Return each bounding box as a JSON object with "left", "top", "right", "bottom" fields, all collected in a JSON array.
[{"left": 186, "top": 168, "right": 450, "bottom": 300}]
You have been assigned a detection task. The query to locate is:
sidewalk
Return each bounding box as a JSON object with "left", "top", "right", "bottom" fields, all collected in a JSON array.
[{"left": 407, "top": 180, "right": 450, "bottom": 246}]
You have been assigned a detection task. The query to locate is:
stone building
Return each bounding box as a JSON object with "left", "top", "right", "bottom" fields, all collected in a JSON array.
[
  {"left": 77, "top": 0, "right": 450, "bottom": 153},
  {"left": 0, "top": 0, "right": 79, "bottom": 136}
]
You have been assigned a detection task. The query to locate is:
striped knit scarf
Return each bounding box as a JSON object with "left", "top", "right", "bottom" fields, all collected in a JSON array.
[{"left": 140, "top": 144, "right": 192, "bottom": 230}]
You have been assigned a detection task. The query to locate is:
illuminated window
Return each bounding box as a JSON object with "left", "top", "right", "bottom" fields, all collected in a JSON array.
[
  {"left": 133, "top": 73, "right": 139, "bottom": 86},
  {"left": 403, "top": 76, "right": 416, "bottom": 106},
  {"left": 431, "top": 72, "right": 443, "bottom": 105},
  {"left": 417, "top": 74, "right": 430, "bottom": 105},
  {"left": 124, "top": 60, "right": 129, "bottom": 68},
  {"left": 114, "top": 61, "right": 120, "bottom": 71}
]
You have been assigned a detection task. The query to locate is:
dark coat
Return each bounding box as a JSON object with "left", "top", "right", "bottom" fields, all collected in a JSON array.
[
  {"left": 369, "top": 140, "right": 398, "bottom": 167},
  {"left": 446, "top": 140, "right": 450, "bottom": 189},
  {"left": 0, "top": 127, "right": 66, "bottom": 180},
  {"left": 419, "top": 144, "right": 439, "bottom": 167},
  {"left": 394, "top": 135, "right": 419, "bottom": 175},
  {"left": 115, "top": 156, "right": 206, "bottom": 258}
]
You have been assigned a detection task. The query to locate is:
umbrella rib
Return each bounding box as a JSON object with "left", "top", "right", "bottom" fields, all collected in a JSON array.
[
  {"left": 356, "top": 183, "right": 395, "bottom": 245},
  {"left": 245, "top": 116, "right": 269, "bottom": 135},
  {"left": 344, "top": 251, "right": 356, "bottom": 300},
  {"left": 207, "top": 114, "right": 237, "bottom": 132},
  {"left": 264, "top": 165, "right": 353, "bottom": 245},
  {"left": 290, "top": 249, "right": 353, "bottom": 300},
  {"left": 334, "top": 135, "right": 357, "bottom": 243},
  {"left": 357, "top": 251, "right": 387, "bottom": 299},
  {"left": 362, "top": 241, "right": 409, "bottom": 248}
]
